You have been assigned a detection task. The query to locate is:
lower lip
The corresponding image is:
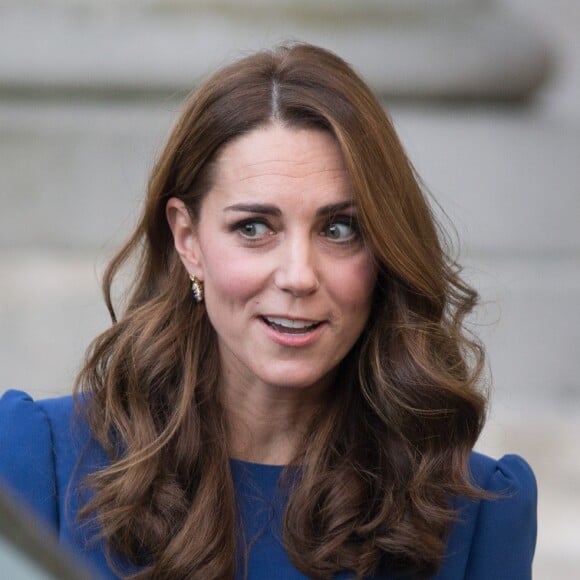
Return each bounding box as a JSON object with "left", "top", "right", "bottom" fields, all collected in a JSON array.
[{"left": 260, "top": 318, "right": 326, "bottom": 347}]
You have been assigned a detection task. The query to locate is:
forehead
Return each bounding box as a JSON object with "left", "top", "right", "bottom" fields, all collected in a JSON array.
[{"left": 212, "top": 124, "right": 350, "bottom": 192}]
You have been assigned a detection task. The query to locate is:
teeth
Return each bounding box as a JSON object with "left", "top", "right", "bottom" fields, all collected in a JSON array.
[{"left": 265, "top": 317, "right": 318, "bottom": 329}]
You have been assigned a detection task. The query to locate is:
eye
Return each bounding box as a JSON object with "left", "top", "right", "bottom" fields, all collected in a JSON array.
[
  {"left": 236, "top": 220, "right": 271, "bottom": 239},
  {"left": 323, "top": 219, "right": 358, "bottom": 241}
]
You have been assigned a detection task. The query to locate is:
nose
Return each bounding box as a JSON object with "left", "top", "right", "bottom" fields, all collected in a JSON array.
[{"left": 273, "top": 236, "right": 320, "bottom": 296}]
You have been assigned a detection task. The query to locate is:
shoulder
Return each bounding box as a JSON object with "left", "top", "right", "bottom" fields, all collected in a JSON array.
[
  {"left": 0, "top": 388, "right": 71, "bottom": 452},
  {"left": 469, "top": 451, "right": 537, "bottom": 542},
  {"left": 0, "top": 389, "right": 76, "bottom": 528},
  {"left": 468, "top": 451, "right": 537, "bottom": 548},
  {"left": 0, "top": 388, "right": 77, "bottom": 452},
  {"left": 438, "top": 451, "right": 537, "bottom": 580},
  {"left": 468, "top": 451, "right": 536, "bottom": 498},
  {"left": 0, "top": 387, "right": 75, "bottom": 418},
  {"left": 0, "top": 388, "right": 98, "bottom": 472},
  {"left": 469, "top": 451, "right": 537, "bottom": 544}
]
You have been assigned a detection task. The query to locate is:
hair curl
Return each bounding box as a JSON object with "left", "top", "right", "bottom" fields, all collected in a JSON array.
[{"left": 74, "top": 43, "right": 487, "bottom": 579}]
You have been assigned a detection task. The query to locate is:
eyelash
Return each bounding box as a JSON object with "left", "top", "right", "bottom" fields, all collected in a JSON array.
[
  {"left": 231, "top": 219, "right": 273, "bottom": 240},
  {"left": 323, "top": 216, "right": 359, "bottom": 241},
  {"left": 231, "top": 216, "right": 360, "bottom": 243}
]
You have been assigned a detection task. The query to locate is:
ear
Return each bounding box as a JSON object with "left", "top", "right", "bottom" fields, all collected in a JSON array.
[{"left": 166, "top": 198, "right": 205, "bottom": 280}]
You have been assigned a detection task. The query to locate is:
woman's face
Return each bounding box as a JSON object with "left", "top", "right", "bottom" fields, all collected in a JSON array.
[{"left": 172, "top": 124, "right": 377, "bottom": 394}]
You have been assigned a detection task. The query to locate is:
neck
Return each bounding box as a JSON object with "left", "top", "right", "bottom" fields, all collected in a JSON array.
[{"left": 221, "top": 376, "right": 330, "bottom": 466}]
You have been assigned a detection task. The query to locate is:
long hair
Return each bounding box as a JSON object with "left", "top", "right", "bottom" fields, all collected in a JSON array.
[{"left": 75, "top": 43, "right": 487, "bottom": 579}]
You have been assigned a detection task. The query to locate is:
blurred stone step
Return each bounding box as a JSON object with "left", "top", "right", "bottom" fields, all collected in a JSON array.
[
  {"left": 0, "top": 1, "right": 550, "bottom": 100},
  {"left": 391, "top": 106, "right": 580, "bottom": 255},
  {"left": 0, "top": 251, "right": 108, "bottom": 398},
  {"left": 465, "top": 256, "right": 580, "bottom": 415},
  {"left": 1, "top": 102, "right": 579, "bottom": 254}
]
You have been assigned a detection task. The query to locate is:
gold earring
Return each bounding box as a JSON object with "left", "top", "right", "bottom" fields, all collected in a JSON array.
[{"left": 189, "top": 275, "right": 204, "bottom": 303}]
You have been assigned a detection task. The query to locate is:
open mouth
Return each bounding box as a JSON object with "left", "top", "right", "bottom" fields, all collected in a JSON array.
[{"left": 261, "top": 316, "right": 322, "bottom": 335}]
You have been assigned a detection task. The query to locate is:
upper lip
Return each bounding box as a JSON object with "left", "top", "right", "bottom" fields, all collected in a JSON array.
[{"left": 261, "top": 315, "right": 324, "bottom": 325}]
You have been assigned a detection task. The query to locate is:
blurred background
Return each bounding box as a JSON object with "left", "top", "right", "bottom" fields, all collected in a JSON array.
[{"left": 0, "top": 0, "right": 578, "bottom": 577}]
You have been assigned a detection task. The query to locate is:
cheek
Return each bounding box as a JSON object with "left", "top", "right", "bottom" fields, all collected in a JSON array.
[
  {"left": 328, "top": 255, "right": 377, "bottom": 312},
  {"left": 202, "top": 248, "right": 266, "bottom": 305}
]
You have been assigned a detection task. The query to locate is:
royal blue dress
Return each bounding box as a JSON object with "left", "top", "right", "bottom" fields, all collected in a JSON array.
[{"left": 0, "top": 390, "right": 537, "bottom": 579}]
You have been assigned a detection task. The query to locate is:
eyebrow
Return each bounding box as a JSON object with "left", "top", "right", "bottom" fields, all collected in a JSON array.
[
  {"left": 316, "top": 200, "right": 356, "bottom": 216},
  {"left": 224, "top": 200, "right": 355, "bottom": 217},
  {"left": 224, "top": 203, "right": 281, "bottom": 216}
]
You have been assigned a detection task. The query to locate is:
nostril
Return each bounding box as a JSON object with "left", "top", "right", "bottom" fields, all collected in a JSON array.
[
  {"left": 273, "top": 270, "right": 320, "bottom": 296},
  {"left": 273, "top": 255, "right": 320, "bottom": 296}
]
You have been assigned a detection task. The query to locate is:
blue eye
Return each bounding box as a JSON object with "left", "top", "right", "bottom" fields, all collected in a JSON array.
[
  {"left": 324, "top": 220, "right": 357, "bottom": 241},
  {"left": 238, "top": 221, "right": 270, "bottom": 238}
]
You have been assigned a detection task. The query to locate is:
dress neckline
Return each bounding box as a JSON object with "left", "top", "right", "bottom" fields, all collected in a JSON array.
[{"left": 229, "top": 457, "right": 286, "bottom": 471}]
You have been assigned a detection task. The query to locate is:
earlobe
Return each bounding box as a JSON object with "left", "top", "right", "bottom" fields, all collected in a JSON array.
[{"left": 166, "top": 198, "right": 204, "bottom": 278}]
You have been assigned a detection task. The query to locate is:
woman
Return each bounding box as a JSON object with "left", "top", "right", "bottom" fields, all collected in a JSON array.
[{"left": 0, "top": 43, "right": 536, "bottom": 579}]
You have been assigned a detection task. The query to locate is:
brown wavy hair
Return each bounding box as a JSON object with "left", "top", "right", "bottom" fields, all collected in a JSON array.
[{"left": 74, "top": 43, "right": 487, "bottom": 579}]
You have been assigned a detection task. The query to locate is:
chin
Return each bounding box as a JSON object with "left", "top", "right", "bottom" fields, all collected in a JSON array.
[{"left": 261, "top": 367, "right": 334, "bottom": 391}]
